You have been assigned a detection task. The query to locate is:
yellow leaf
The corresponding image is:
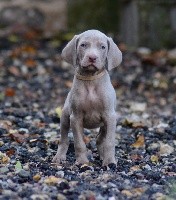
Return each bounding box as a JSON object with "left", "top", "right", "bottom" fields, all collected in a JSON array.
[
  {"left": 44, "top": 176, "right": 66, "bottom": 185},
  {"left": 151, "top": 155, "right": 159, "bottom": 163},
  {"left": 33, "top": 174, "right": 41, "bottom": 181},
  {"left": 132, "top": 187, "right": 145, "bottom": 196},
  {"left": 55, "top": 107, "right": 62, "bottom": 118},
  {"left": 44, "top": 176, "right": 59, "bottom": 185},
  {"left": 131, "top": 135, "right": 145, "bottom": 148},
  {"left": 0, "top": 152, "right": 10, "bottom": 164},
  {"left": 121, "top": 190, "right": 133, "bottom": 197}
]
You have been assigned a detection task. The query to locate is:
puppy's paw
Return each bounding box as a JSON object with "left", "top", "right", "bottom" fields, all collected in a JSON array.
[
  {"left": 102, "top": 157, "right": 116, "bottom": 167},
  {"left": 52, "top": 154, "right": 66, "bottom": 164},
  {"left": 75, "top": 155, "right": 89, "bottom": 165}
]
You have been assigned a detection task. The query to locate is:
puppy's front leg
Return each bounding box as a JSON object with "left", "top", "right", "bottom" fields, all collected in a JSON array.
[
  {"left": 102, "top": 113, "right": 116, "bottom": 166},
  {"left": 52, "top": 108, "right": 70, "bottom": 163},
  {"left": 70, "top": 114, "right": 89, "bottom": 165}
]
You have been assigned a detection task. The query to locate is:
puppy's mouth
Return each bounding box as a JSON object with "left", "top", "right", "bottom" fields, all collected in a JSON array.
[{"left": 81, "top": 64, "right": 98, "bottom": 71}]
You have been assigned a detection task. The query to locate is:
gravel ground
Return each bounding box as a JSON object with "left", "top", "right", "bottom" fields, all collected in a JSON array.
[{"left": 0, "top": 37, "right": 176, "bottom": 200}]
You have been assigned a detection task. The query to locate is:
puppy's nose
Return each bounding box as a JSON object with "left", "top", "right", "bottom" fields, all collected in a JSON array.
[{"left": 88, "top": 56, "right": 97, "bottom": 63}]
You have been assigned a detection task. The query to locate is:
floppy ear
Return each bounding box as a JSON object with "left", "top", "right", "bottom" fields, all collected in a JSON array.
[
  {"left": 61, "top": 35, "right": 79, "bottom": 67},
  {"left": 107, "top": 37, "right": 122, "bottom": 71}
]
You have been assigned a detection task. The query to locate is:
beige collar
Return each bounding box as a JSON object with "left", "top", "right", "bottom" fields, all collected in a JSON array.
[{"left": 75, "top": 69, "right": 106, "bottom": 81}]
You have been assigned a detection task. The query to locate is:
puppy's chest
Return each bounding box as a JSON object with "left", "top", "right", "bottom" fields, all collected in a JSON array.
[{"left": 78, "top": 86, "right": 102, "bottom": 111}]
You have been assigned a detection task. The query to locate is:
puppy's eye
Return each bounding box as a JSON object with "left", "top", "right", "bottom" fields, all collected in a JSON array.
[
  {"left": 101, "top": 45, "right": 106, "bottom": 49},
  {"left": 80, "top": 43, "right": 86, "bottom": 47}
]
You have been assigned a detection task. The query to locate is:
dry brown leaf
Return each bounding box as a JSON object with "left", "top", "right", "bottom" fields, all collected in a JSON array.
[
  {"left": 83, "top": 136, "right": 90, "bottom": 144},
  {"left": 6, "top": 148, "right": 16, "bottom": 157},
  {"left": 130, "top": 154, "right": 143, "bottom": 161},
  {"left": 8, "top": 66, "right": 20, "bottom": 76},
  {"left": 65, "top": 81, "right": 72, "bottom": 88},
  {"left": 5, "top": 88, "right": 16, "bottom": 97},
  {"left": 9, "top": 132, "right": 28, "bottom": 143},
  {"left": 0, "top": 120, "right": 12, "bottom": 130},
  {"left": 22, "top": 45, "right": 37, "bottom": 54},
  {"left": 0, "top": 152, "right": 10, "bottom": 164},
  {"left": 131, "top": 135, "right": 145, "bottom": 148},
  {"left": 25, "top": 59, "right": 36, "bottom": 68}
]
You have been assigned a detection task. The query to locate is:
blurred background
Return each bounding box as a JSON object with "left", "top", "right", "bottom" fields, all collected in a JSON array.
[{"left": 0, "top": 0, "right": 176, "bottom": 49}]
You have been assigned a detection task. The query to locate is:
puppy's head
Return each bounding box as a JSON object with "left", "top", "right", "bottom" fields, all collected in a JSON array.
[{"left": 62, "top": 30, "right": 122, "bottom": 72}]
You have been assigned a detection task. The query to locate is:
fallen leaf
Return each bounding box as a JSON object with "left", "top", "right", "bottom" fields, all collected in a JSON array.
[
  {"left": 55, "top": 107, "right": 62, "bottom": 118},
  {"left": 0, "top": 120, "right": 12, "bottom": 130},
  {"left": 132, "top": 121, "right": 146, "bottom": 128},
  {"left": 33, "top": 174, "right": 41, "bottom": 181},
  {"left": 122, "top": 187, "right": 145, "bottom": 197},
  {"left": 121, "top": 190, "right": 133, "bottom": 197},
  {"left": 15, "top": 161, "right": 22, "bottom": 171},
  {"left": 9, "top": 132, "right": 28, "bottom": 143},
  {"left": 25, "top": 58, "right": 36, "bottom": 68},
  {"left": 5, "top": 88, "right": 16, "bottom": 97},
  {"left": 131, "top": 187, "right": 146, "bottom": 196},
  {"left": 0, "top": 93, "right": 5, "bottom": 101},
  {"left": 122, "top": 115, "right": 147, "bottom": 128},
  {"left": 8, "top": 35, "right": 19, "bottom": 42},
  {"left": 131, "top": 135, "right": 145, "bottom": 148},
  {"left": 2, "top": 156, "right": 10, "bottom": 164},
  {"left": 83, "top": 136, "right": 90, "bottom": 144},
  {"left": 44, "top": 176, "right": 66, "bottom": 185},
  {"left": 150, "top": 155, "right": 159, "bottom": 163},
  {"left": 65, "top": 81, "right": 72, "bottom": 88},
  {"left": 8, "top": 66, "right": 20, "bottom": 76},
  {"left": 22, "top": 45, "right": 36, "bottom": 54},
  {"left": 0, "top": 152, "right": 10, "bottom": 164},
  {"left": 0, "top": 141, "right": 4, "bottom": 147},
  {"left": 6, "top": 148, "right": 16, "bottom": 157},
  {"left": 130, "top": 154, "right": 143, "bottom": 161},
  {"left": 24, "top": 30, "right": 40, "bottom": 40}
]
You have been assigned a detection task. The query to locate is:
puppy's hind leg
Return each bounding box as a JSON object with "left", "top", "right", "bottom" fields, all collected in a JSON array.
[
  {"left": 96, "top": 126, "right": 106, "bottom": 160},
  {"left": 52, "top": 108, "right": 70, "bottom": 164}
]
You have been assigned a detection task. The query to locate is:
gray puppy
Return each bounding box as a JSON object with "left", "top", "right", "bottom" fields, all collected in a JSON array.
[{"left": 53, "top": 30, "right": 122, "bottom": 166}]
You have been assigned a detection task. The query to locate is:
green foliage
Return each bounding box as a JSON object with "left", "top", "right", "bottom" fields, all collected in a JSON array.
[{"left": 15, "top": 161, "right": 22, "bottom": 171}]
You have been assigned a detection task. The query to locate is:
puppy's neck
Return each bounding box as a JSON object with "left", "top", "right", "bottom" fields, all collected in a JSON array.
[
  {"left": 75, "top": 67, "right": 106, "bottom": 81},
  {"left": 76, "top": 67, "right": 105, "bottom": 76}
]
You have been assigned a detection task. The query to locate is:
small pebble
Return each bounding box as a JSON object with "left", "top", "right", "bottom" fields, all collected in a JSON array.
[{"left": 17, "top": 169, "right": 31, "bottom": 178}]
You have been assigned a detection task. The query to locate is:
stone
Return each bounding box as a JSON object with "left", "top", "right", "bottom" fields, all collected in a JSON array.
[
  {"left": 168, "top": 48, "right": 176, "bottom": 61},
  {"left": 56, "top": 170, "right": 64, "bottom": 178},
  {"left": 0, "top": 167, "right": 9, "bottom": 174},
  {"left": 30, "top": 194, "right": 49, "bottom": 200},
  {"left": 17, "top": 169, "right": 31, "bottom": 178},
  {"left": 137, "top": 47, "right": 151, "bottom": 56},
  {"left": 159, "top": 142, "right": 174, "bottom": 156},
  {"left": 57, "top": 193, "right": 67, "bottom": 200}
]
